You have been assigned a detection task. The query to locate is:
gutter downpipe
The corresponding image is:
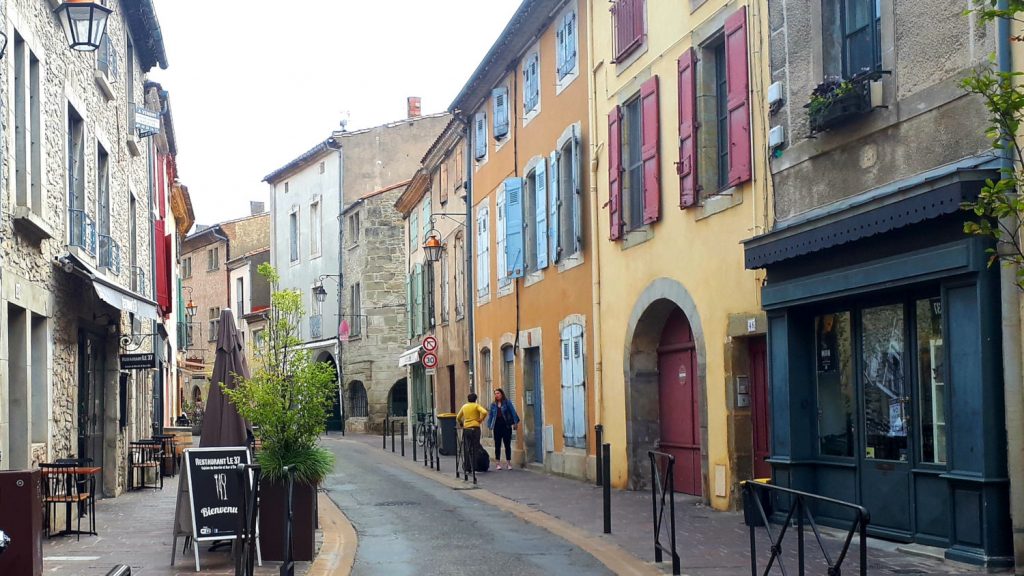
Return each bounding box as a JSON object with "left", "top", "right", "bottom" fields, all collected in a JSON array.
[
  {"left": 996, "top": 2, "right": 1024, "bottom": 569},
  {"left": 461, "top": 114, "right": 476, "bottom": 395},
  {"left": 329, "top": 138, "right": 346, "bottom": 435},
  {"left": 586, "top": 0, "right": 605, "bottom": 457}
]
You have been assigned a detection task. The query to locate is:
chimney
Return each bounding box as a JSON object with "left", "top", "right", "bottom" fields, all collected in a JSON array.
[
  {"left": 250, "top": 201, "right": 265, "bottom": 215},
  {"left": 407, "top": 97, "right": 421, "bottom": 119}
]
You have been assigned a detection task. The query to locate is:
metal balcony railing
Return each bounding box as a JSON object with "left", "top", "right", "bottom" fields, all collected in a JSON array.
[
  {"left": 130, "top": 266, "right": 146, "bottom": 295},
  {"left": 97, "top": 34, "right": 119, "bottom": 81},
  {"left": 98, "top": 234, "right": 121, "bottom": 275},
  {"left": 69, "top": 209, "right": 97, "bottom": 256},
  {"left": 310, "top": 315, "right": 323, "bottom": 339}
]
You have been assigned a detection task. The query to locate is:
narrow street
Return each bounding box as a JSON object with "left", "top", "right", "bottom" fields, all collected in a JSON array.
[{"left": 321, "top": 437, "right": 613, "bottom": 576}]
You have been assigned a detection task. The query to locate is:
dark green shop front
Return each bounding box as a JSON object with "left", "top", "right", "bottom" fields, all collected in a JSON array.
[{"left": 744, "top": 161, "right": 1012, "bottom": 566}]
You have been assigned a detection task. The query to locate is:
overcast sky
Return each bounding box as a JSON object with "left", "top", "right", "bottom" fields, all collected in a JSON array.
[{"left": 148, "top": 0, "right": 522, "bottom": 227}]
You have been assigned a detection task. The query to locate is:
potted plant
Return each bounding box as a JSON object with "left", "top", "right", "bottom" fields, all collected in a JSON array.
[
  {"left": 223, "top": 264, "right": 336, "bottom": 562},
  {"left": 806, "top": 74, "right": 872, "bottom": 134}
]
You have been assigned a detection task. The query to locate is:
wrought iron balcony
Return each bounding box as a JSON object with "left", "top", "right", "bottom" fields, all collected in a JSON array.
[
  {"left": 69, "top": 209, "right": 97, "bottom": 256},
  {"left": 310, "top": 314, "right": 323, "bottom": 339},
  {"left": 98, "top": 234, "right": 121, "bottom": 275},
  {"left": 130, "top": 266, "right": 147, "bottom": 295}
]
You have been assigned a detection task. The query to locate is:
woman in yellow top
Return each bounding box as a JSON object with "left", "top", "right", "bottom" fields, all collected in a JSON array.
[{"left": 456, "top": 393, "right": 488, "bottom": 475}]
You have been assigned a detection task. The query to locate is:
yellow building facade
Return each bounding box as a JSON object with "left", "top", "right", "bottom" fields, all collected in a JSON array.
[{"left": 588, "top": 0, "right": 772, "bottom": 508}]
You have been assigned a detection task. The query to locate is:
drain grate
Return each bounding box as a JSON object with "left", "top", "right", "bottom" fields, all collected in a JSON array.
[{"left": 373, "top": 500, "right": 420, "bottom": 507}]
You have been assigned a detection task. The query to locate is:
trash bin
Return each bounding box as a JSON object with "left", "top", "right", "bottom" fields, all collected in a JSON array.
[
  {"left": 0, "top": 470, "right": 42, "bottom": 576},
  {"left": 437, "top": 413, "right": 458, "bottom": 455}
]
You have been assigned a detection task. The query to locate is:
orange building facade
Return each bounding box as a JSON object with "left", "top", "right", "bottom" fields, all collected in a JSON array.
[{"left": 452, "top": 0, "right": 596, "bottom": 479}]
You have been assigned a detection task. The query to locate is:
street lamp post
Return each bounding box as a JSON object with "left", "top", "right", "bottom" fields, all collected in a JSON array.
[{"left": 316, "top": 274, "right": 345, "bottom": 436}]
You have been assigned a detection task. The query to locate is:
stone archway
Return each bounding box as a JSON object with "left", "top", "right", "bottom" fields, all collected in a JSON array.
[
  {"left": 389, "top": 378, "right": 408, "bottom": 417},
  {"left": 623, "top": 278, "right": 708, "bottom": 498},
  {"left": 316, "top": 351, "right": 342, "bottom": 432}
]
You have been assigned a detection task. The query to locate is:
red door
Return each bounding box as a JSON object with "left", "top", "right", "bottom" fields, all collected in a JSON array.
[
  {"left": 658, "top": 309, "right": 702, "bottom": 496},
  {"left": 749, "top": 337, "right": 772, "bottom": 479}
]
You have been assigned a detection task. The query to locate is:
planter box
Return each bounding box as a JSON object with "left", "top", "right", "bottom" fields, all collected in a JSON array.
[
  {"left": 258, "top": 479, "right": 317, "bottom": 562},
  {"left": 808, "top": 83, "right": 872, "bottom": 134}
]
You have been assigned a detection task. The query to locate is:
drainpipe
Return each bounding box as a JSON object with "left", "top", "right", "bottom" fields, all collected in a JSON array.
[
  {"left": 462, "top": 115, "right": 476, "bottom": 395},
  {"left": 585, "top": 0, "right": 605, "bottom": 459},
  {"left": 328, "top": 138, "right": 345, "bottom": 434},
  {"left": 995, "top": 1, "right": 1024, "bottom": 569}
]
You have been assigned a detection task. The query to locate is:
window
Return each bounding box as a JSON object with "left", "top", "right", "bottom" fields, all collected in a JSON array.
[
  {"left": 97, "top": 145, "right": 113, "bottom": 270},
  {"left": 561, "top": 324, "right": 586, "bottom": 448},
  {"left": 182, "top": 257, "right": 192, "bottom": 279},
  {"left": 410, "top": 209, "right": 419, "bottom": 253},
  {"left": 126, "top": 33, "right": 135, "bottom": 139},
  {"left": 455, "top": 232, "right": 466, "bottom": 318},
  {"left": 838, "top": 0, "right": 881, "bottom": 78},
  {"left": 349, "top": 212, "right": 360, "bottom": 245},
  {"left": 440, "top": 162, "right": 450, "bottom": 204},
  {"left": 711, "top": 40, "right": 730, "bottom": 191},
  {"left": 916, "top": 298, "right": 945, "bottom": 464},
  {"left": 455, "top": 147, "right": 465, "bottom": 188},
  {"left": 551, "top": 129, "right": 582, "bottom": 262},
  {"left": 496, "top": 187, "right": 508, "bottom": 288},
  {"left": 185, "top": 324, "right": 195, "bottom": 348},
  {"left": 425, "top": 263, "right": 435, "bottom": 330},
  {"left": 412, "top": 264, "right": 424, "bottom": 336},
  {"left": 253, "top": 329, "right": 265, "bottom": 349},
  {"left": 207, "top": 247, "right": 219, "bottom": 271},
  {"left": 14, "top": 32, "right": 42, "bottom": 216},
  {"left": 476, "top": 203, "right": 490, "bottom": 300},
  {"left": 493, "top": 86, "right": 509, "bottom": 139},
  {"left": 208, "top": 307, "right": 221, "bottom": 342},
  {"left": 284, "top": 182, "right": 290, "bottom": 193},
  {"left": 524, "top": 162, "right": 549, "bottom": 273},
  {"left": 129, "top": 195, "right": 138, "bottom": 280},
  {"left": 440, "top": 250, "right": 450, "bottom": 324},
  {"left": 350, "top": 282, "right": 362, "bottom": 337},
  {"left": 816, "top": 312, "right": 854, "bottom": 457},
  {"left": 319, "top": 161, "right": 325, "bottom": 174},
  {"left": 611, "top": 0, "right": 645, "bottom": 62},
  {"left": 502, "top": 346, "right": 516, "bottom": 407},
  {"left": 608, "top": 76, "right": 660, "bottom": 238},
  {"left": 68, "top": 106, "right": 89, "bottom": 250},
  {"left": 523, "top": 51, "right": 540, "bottom": 118},
  {"left": 310, "top": 199, "right": 322, "bottom": 257},
  {"left": 348, "top": 381, "right": 369, "bottom": 418},
  {"left": 556, "top": 9, "right": 578, "bottom": 81},
  {"left": 474, "top": 112, "right": 488, "bottom": 161},
  {"left": 861, "top": 304, "right": 908, "bottom": 462},
  {"left": 289, "top": 209, "right": 299, "bottom": 262},
  {"left": 524, "top": 170, "right": 537, "bottom": 271},
  {"left": 236, "top": 278, "right": 244, "bottom": 313},
  {"left": 96, "top": 32, "right": 118, "bottom": 83},
  {"left": 480, "top": 349, "right": 493, "bottom": 388}
]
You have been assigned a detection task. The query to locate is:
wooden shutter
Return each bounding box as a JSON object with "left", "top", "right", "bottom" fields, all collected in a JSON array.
[
  {"left": 556, "top": 19, "right": 566, "bottom": 76},
  {"left": 571, "top": 325, "right": 586, "bottom": 447},
  {"left": 549, "top": 149, "right": 561, "bottom": 264},
  {"left": 536, "top": 160, "right": 549, "bottom": 269},
  {"left": 155, "top": 220, "right": 169, "bottom": 313},
  {"left": 725, "top": 7, "right": 752, "bottom": 186},
  {"left": 565, "top": 11, "right": 577, "bottom": 72},
  {"left": 493, "top": 87, "right": 509, "bottom": 139},
  {"left": 504, "top": 178, "right": 525, "bottom": 278},
  {"left": 164, "top": 231, "right": 173, "bottom": 316},
  {"left": 608, "top": 106, "right": 623, "bottom": 240},
  {"left": 571, "top": 126, "right": 582, "bottom": 253},
  {"left": 561, "top": 327, "right": 575, "bottom": 443},
  {"left": 474, "top": 112, "right": 487, "bottom": 160},
  {"left": 640, "top": 76, "right": 661, "bottom": 224},
  {"left": 477, "top": 205, "right": 490, "bottom": 297},
  {"left": 422, "top": 198, "right": 431, "bottom": 241},
  {"left": 406, "top": 274, "right": 412, "bottom": 338},
  {"left": 677, "top": 48, "right": 698, "bottom": 208}
]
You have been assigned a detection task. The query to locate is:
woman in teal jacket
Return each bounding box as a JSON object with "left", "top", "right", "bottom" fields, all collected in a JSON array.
[{"left": 486, "top": 388, "right": 520, "bottom": 470}]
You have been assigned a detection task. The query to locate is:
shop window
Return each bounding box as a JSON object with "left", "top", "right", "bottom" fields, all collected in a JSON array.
[
  {"left": 816, "top": 311, "right": 855, "bottom": 457},
  {"left": 916, "top": 298, "right": 946, "bottom": 464},
  {"left": 860, "top": 304, "right": 908, "bottom": 462}
]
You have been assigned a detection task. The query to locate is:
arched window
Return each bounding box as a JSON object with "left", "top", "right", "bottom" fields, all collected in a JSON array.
[
  {"left": 389, "top": 380, "right": 408, "bottom": 417},
  {"left": 348, "top": 381, "right": 368, "bottom": 418}
]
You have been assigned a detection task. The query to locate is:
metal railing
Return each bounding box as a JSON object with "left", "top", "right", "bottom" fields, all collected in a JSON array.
[
  {"left": 648, "top": 451, "right": 680, "bottom": 575},
  {"left": 97, "top": 34, "right": 119, "bottom": 81},
  {"left": 98, "top": 234, "right": 121, "bottom": 275},
  {"left": 742, "top": 481, "right": 870, "bottom": 576},
  {"left": 69, "top": 209, "right": 97, "bottom": 256},
  {"left": 310, "top": 315, "right": 323, "bottom": 339},
  {"left": 130, "top": 266, "right": 147, "bottom": 295}
]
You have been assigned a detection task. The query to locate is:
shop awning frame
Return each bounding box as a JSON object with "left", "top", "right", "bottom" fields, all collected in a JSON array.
[
  {"left": 398, "top": 346, "right": 422, "bottom": 367},
  {"left": 63, "top": 252, "right": 160, "bottom": 320}
]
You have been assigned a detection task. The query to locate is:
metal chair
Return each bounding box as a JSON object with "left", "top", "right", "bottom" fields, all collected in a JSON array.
[
  {"left": 128, "top": 441, "right": 163, "bottom": 491},
  {"left": 40, "top": 463, "right": 94, "bottom": 540}
]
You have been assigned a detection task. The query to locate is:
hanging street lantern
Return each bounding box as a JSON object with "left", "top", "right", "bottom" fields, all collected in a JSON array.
[
  {"left": 423, "top": 232, "right": 444, "bottom": 263},
  {"left": 54, "top": 0, "right": 113, "bottom": 52},
  {"left": 314, "top": 283, "right": 328, "bottom": 304},
  {"left": 185, "top": 298, "right": 198, "bottom": 320}
]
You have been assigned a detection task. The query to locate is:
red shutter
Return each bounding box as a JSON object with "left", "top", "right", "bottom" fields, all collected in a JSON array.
[
  {"left": 608, "top": 106, "right": 624, "bottom": 240},
  {"left": 157, "top": 156, "right": 167, "bottom": 220},
  {"left": 154, "top": 220, "right": 169, "bottom": 314},
  {"left": 725, "top": 7, "right": 752, "bottom": 186},
  {"left": 677, "top": 49, "right": 698, "bottom": 208},
  {"left": 640, "top": 75, "right": 660, "bottom": 225},
  {"left": 164, "top": 231, "right": 173, "bottom": 316},
  {"left": 611, "top": 0, "right": 645, "bottom": 61}
]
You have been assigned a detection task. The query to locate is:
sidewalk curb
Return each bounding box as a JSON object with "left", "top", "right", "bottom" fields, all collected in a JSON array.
[
  {"left": 307, "top": 492, "right": 358, "bottom": 576},
  {"left": 335, "top": 438, "right": 663, "bottom": 576}
]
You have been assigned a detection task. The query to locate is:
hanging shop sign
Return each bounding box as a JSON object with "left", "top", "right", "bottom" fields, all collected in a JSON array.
[
  {"left": 120, "top": 352, "right": 156, "bottom": 370},
  {"left": 135, "top": 105, "right": 161, "bottom": 138}
]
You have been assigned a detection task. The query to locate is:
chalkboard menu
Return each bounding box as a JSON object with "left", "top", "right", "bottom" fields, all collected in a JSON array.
[{"left": 184, "top": 447, "right": 251, "bottom": 541}]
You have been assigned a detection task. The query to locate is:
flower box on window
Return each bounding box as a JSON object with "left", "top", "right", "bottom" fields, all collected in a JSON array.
[{"left": 806, "top": 75, "right": 874, "bottom": 134}]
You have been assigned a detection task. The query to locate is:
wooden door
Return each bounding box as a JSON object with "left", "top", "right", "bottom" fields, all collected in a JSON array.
[
  {"left": 749, "top": 336, "right": 771, "bottom": 479},
  {"left": 658, "top": 309, "right": 701, "bottom": 496}
]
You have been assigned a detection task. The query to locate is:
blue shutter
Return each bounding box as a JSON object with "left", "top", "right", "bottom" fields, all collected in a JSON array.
[
  {"left": 474, "top": 112, "right": 487, "bottom": 159},
  {"left": 413, "top": 264, "right": 423, "bottom": 336},
  {"left": 556, "top": 22, "right": 566, "bottom": 78},
  {"left": 572, "top": 126, "right": 582, "bottom": 254},
  {"left": 493, "top": 87, "right": 509, "bottom": 139},
  {"left": 565, "top": 11, "right": 577, "bottom": 75},
  {"left": 549, "top": 149, "right": 561, "bottom": 264},
  {"left": 504, "top": 178, "right": 525, "bottom": 278},
  {"left": 536, "top": 159, "right": 548, "bottom": 270},
  {"left": 524, "top": 54, "right": 539, "bottom": 112},
  {"left": 422, "top": 199, "right": 431, "bottom": 241},
  {"left": 406, "top": 274, "right": 412, "bottom": 339},
  {"left": 477, "top": 205, "right": 490, "bottom": 297}
]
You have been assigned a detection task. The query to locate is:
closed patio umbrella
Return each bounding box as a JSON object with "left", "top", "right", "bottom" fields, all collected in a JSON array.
[{"left": 200, "top": 308, "right": 250, "bottom": 447}]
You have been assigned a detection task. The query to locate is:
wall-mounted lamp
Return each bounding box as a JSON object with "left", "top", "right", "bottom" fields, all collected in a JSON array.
[
  {"left": 423, "top": 230, "right": 444, "bottom": 263},
  {"left": 54, "top": 0, "right": 112, "bottom": 52},
  {"left": 314, "top": 283, "right": 328, "bottom": 304},
  {"left": 183, "top": 285, "right": 198, "bottom": 320}
]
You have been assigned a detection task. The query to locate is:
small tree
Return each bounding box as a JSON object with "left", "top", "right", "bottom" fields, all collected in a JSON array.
[
  {"left": 962, "top": 1, "right": 1024, "bottom": 289},
  {"left": 223, "top": 263, "right": 336, "bottom": 485}
]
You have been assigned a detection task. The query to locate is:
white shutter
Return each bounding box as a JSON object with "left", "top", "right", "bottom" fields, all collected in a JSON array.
[
  {"left": 561, "top": 328, "right": 575, "bottom": 443},
  {"left": 549, "top": 149, "right": 561, "bottom": 264},
  {"left": 535, "top": 159, "right": 548, "bottom": 270},
  {"left": 477, "top": 205, "right": 490, "bottom": 297},
  {"left": 571, "top": 324, "right": 587, "bottom": 446}
]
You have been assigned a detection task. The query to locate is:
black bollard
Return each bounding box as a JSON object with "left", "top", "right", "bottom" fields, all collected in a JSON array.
[
  {"left": 413, "top": 423, "right": 418, "bottom": 462},
  {"left": 391, "top": 420, "right": 396, "bottom": 453},
  {"left": 595, "top": 424, "right": 604, "bottom": 487},
  {"left": 401, "top": 422, "right": 406, "bottom": 457},
  {"left": 382, "top": 418, "right": 388, "bottom": 450},
  {"left": 602, "top": 443, "right": 611, "bottom": 534}
]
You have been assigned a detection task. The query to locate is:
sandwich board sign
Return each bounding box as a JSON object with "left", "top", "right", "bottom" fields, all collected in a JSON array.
[{"left": 172, "top": 446, "right": 259, "bottom": 571}]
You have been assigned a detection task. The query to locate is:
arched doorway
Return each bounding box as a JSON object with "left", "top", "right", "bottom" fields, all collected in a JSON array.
[
  {"left": 348, "top": 381, "right": 368, "bottom": 418},
  {"left": 389, "top": 379, "right": 408, "bottom": 417},
  {"left": 625, "top": 279, "right": 707, "bottom": 497},
  {"left": 657, "top": 309, "right": 701, "bottom": 495},
  {"left": 317, "top": 352, "right": 342, "bottom": 432}
]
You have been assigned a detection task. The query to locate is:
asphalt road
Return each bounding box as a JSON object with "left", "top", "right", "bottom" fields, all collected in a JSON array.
[{"left": 322, "top": 438, "right": 613, "bottom": 576}]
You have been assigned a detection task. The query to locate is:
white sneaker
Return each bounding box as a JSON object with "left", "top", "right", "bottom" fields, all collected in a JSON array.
[
  {"left": 506, "top": 461, "right": 513, "bottom": 470},
  {"left": 495, "top": 463, "right": 503, "bottom": 470}
]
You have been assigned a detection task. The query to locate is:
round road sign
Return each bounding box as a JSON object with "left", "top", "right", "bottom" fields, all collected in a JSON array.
[
  {"left": 422, "top": 335, "right": 438, "bottom": 352},
  {"left": 422, "top": 352, "right": 438, "bottom": 369}
]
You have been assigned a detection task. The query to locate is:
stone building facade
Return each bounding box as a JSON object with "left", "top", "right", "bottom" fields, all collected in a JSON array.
[{"left": 0, "top": 0, "right": 175, "bottom": 498}]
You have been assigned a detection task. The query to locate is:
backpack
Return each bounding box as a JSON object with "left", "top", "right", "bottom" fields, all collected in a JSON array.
[{"left": 475, "top": 447, "right": 490, "bottom": 472}]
